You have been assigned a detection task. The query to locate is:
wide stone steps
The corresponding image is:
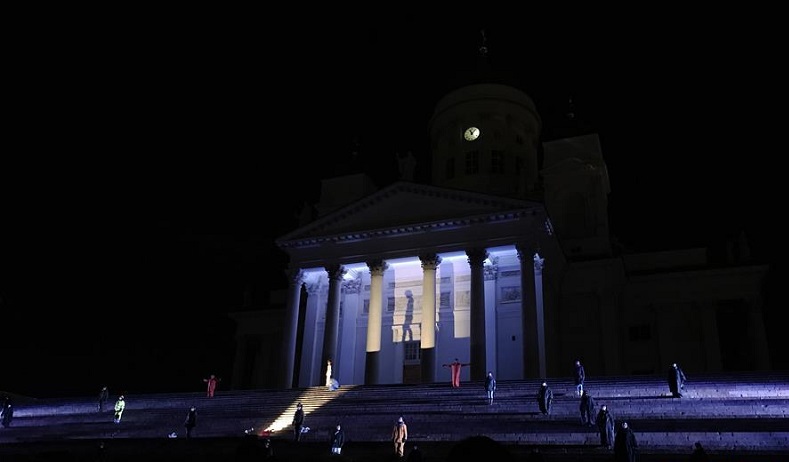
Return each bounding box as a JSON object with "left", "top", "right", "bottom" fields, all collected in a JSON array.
[{"left": 2, "top": 371, "right": 788, "bottom": 457}]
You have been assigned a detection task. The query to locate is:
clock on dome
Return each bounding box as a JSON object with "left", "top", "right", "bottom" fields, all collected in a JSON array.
[{"left": 463, "top": 126, "right": 480, "bottom": 141}]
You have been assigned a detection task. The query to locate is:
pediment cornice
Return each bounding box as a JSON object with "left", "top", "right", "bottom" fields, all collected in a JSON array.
[{"left": 276, "top": 182, "right": 544, "bottom": 250}]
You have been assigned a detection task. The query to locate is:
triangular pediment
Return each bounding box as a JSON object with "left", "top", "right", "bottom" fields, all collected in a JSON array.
[{"left": 277, "top": 182, "right": 542, "bottom": 244}]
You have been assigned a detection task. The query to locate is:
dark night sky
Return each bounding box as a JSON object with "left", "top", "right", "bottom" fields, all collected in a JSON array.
[{"left": 2, "top": 14, "right": 785, "bottom": 398}]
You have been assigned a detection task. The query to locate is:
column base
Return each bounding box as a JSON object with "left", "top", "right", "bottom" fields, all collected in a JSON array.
[
  {"left": 421, "top": 348, "right": 436, "bottom": 383},
  {"left": 365, "top": 351, "right": 380, "bottom": 385}
]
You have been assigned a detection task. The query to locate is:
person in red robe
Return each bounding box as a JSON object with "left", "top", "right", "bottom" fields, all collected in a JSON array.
[
  {"left": 442, "top": 358, "right": 470, "bottom": 388},
  {"left": 203, "top": 374, "right": 221, "bottom": 397}
]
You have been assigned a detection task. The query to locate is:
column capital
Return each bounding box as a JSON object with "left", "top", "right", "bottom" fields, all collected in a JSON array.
[
  {"left": 466, "top": 248, "right": 489, "bottom": 267},
  {"left": 515, "top": 243, "right": 538, "bottom": 261},
  {"left": 366, "top": 259, "right": 389, "bottom": 277},
  {"left": 419, "top": 254, "right": 442, "bottom": 271},
  {"left": 287, "top": 268, "right": 305, "bottom": 286},
  {"left": 326, "top": 264, "right": 347, "bottom": 281}
]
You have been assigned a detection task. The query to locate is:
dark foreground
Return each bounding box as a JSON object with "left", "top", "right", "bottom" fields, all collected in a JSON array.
[{"left": 0, "top": 437, "right": 783, "bottom": 462}]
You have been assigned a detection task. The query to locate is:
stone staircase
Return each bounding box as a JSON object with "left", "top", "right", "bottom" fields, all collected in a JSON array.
[{"left": 1, "top": 372, "right": 788, "bottom": 460}]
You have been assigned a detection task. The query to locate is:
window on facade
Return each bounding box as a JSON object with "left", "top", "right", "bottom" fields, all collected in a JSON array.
[
  {"left": 628, "top": 324, "right": 651, "bottom": 342},
  {"left": 387, "top": 297, "right": 395, "bottom": 312},
  {"left": 515, "top": 156, "right": 523, "bottom": 175},
  {"left": 446, "top": 157, "right": 455, "bottom": 180},
  {"left": 515, "top": 134, "right": 523, "bottom": 145},
  {"left": 363, "top": 299, "right": 369, "bottom": 314},
  {"left": 491, "top": 150, "right": 504, "bottom": 174},
  {"left": 404, "top": 341, "right": 421, "bottom": 361},
  {"left": 465, "top": 151, "right": 479, "bottom": 174}
]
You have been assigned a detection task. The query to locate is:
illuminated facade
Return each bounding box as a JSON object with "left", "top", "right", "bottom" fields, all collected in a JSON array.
[{"left": 231, "top": 82, "right": 771, "bottom": 390}]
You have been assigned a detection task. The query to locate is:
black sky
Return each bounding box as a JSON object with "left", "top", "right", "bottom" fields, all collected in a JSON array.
[{"left": 2, "top": 14, "right": 785, "bottom": 398}]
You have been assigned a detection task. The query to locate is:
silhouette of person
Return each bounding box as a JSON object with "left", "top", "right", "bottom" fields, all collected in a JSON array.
[
  {"left": 184, "top": 406, "right": 197, "bottom": 439},
  {"left": 330, "top": 423, "right": 345, "bottom": 455},
  {"left": 614, "top": 421, "right": 638, "bottom": 462},
  {"left": 580, "top": 390, "right": 596, "bottom": 426},
  {"left": 442, "top": 358, "right": 470, "bottom": 388},
  {"left": 292, "top": 403, "right": 305, "bottom": 442},
  {"left": 690, "top": 441, "right": 710, "bottom": 462},
  {"left": 1, "top": 401, "right": 13, "bottom": 428},
  {"left": 668, "top": 363, "right": 687, "bottom": 398},
  {"left": 596, "top": 404, "right": 616, "bottom": 449},
  {"left": 98, "top": 386, "right": 109, "bottom": 412},
  {"left": 484, "top": 371, "right": 497, "bottom": 405},
  {"left": 203, "top": 374, "right": 221, "bottom": 398},
  {"left": 406, "top": 444, "right": 423, "bottom": 462},
  {"left": 573, "top": 360, "right": 586, "bottom": 396},
  {"left": 537, "top": 382, "right": 553, "bottom": 415},
  {"left": 262, "top": 438, "right": 274, "bottom": 459}
]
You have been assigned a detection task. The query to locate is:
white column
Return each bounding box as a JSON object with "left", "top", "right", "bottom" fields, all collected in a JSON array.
[
  {"left": 365, "top": 260, "right": 388, "bottom": 384},
  {"left": 420, "top": 254, "right": 440, "bottom": 383}
]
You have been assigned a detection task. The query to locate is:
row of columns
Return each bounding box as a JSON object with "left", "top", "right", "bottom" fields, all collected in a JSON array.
[{"left": 280, "top": 247, "right": 546, "bottom": 388}]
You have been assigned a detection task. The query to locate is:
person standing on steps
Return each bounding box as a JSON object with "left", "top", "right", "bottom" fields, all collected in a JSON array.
[
  {"left": 292, "top": 403, "right": 305, "bottom": 442},
  {"left": 484, "top": 371, "right": 497, "bottom": 405},
  {"left": 1, "top": 401, "right": 13, "bottom": 428},
  {"left": 98, "top": 386, "right": 109, "bottom": 413},
  {"left": 330, "top": 423, "right": 345, "bottom": 455},
  {"left": 537, "top": 382, "right": 553, "bottom": 415},
  {"left": 579, "top": 390, "right": 596, "bottom": 426},
  {"left": 668, "top": 362, "right": 687, "bottom": 398},
  {"left": 596, "top": 404, "right": 615, "bottom": 449},
  {"left": 614, "top": 421, "right": 638, "bottom": 462},
  {"left": 442, "top": 358, "right": 470, "bottom": 388},
  {"left": 689, "top": 441, "right": 710, "bottom": 462},
  {"left": 406, "top": 444, "right": 423, "bottom": 462},
  {"left": 184, "top": 406, "right": 197, "bottom": 439},
  {"left": 203, "top": 374, "right": 221, "bottom": 398}
]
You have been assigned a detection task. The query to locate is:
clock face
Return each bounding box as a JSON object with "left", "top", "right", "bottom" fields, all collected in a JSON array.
[{"left": 464, "top": 126, "right": 480, "bottom": 141}]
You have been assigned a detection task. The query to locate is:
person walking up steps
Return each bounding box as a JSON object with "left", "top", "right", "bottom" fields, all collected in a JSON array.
[
  {"left": 113, "top": 395, "right": 126, "bottom": 424},
  {"left": 484, "top": 371, "right": 497, "bottom": 405},
  {"left": 392, "top": 416, "right": 408, "bottom": 458},
  {"left": 537, "top": 382, "right": 553, "bottom": 415},
  {"left": 573, "top": 360, "right": 585, "bottom": 396}
]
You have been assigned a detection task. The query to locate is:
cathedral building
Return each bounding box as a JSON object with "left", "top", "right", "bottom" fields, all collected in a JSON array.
[{"left": 230, "top": 55, "right": 770, "bottom": 390}]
